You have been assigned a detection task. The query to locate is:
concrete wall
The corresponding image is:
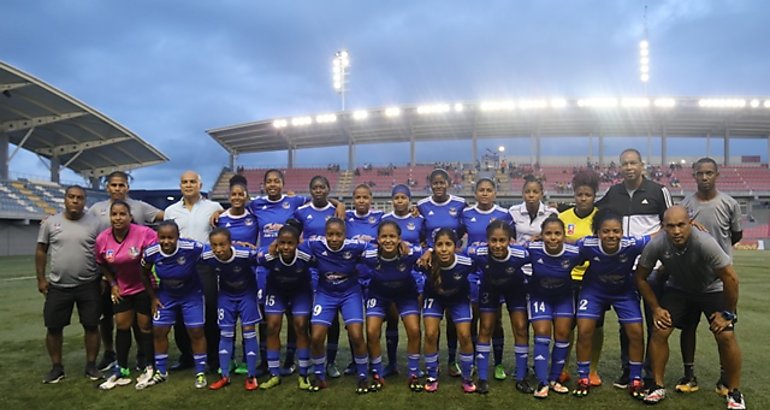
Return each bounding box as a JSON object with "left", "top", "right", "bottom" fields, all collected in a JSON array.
[{"left": 0, "top": 219, "right": 42, "bottom": 256}]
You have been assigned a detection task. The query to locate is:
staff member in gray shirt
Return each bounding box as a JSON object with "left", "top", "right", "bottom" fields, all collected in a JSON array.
[
  {"left": 36, "top": 185, "right": 103, "bottom": 384},
  {"left": 635, "top": 206, "right": 745, "bottom": 409}
]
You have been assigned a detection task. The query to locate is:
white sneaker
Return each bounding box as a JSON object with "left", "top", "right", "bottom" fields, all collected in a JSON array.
[
  {"left": 99, "top": 373, "right": 132, "bottom": 390},
  {"left": 194, "top": 372, "right": 207, "bottom": 389},
  {"left": 727, "top": 389, "right": 747, "bottom": 410},
  {"left": 136, "top": 366, "right": 154, "bottom": 386},
  {"left": 136, "top": 371, "right": 167, "bottom": 390}
]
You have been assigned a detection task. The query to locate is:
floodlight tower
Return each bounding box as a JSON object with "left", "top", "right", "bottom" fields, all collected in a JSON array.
[
  {"left": 639, "top": 6, "right": 650, "bottom": 95},
  {"left": 333, "top": 50, "right": 350, "bottom": 111}
]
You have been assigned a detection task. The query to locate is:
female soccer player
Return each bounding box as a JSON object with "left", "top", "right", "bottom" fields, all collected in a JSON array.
[
  {"left": 136, "top": 220, "right": 207, "bottom": 390},
  {"left": 95, "top": 200, "right": 158, "bottom": 390},
  {"left": 203, "top": 228, "right": 262, "bottom": 391},
  {"left": 418, "top": 228, "right": 476, "bottom": 393},
  {"left": 417, "top": 169, "right": 467, "bottom": 377},
  {"left": 361, "top": 221, "right": 423, "bottom": 391},
  {"left": 573, "top": 208, "right": 651, "bottom": 399},
  {"left": 471, "top": 220, "right": 529, "bottom": 394},
  {"left": 558, "top": 170, "right": 604, "bottom": 386},
  {"left": 301, "top": 218, "right": 370, "bottom": 393},
  {"left": 461, "top": 178, "right": 512, "bottom": 381},
  {"left": 258, "top": 221, "right": 315, "bottom": 390},
  {"left": 526, "top": 217, "right": 584, "bottom": 398}
]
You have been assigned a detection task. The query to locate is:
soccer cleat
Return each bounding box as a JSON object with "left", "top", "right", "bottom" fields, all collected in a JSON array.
[
  {"left": 534, "top": 382, "right": 549, "bottom": 399},
  {"left": 234, "top": 362, "right": 248, "bottom": 375},
  {"left": 99, "top": 368, "right": 132, "bottom": 390},
  {"left": 557, "top": 370, "right": 570, "bottom": 384},
  {"left": 494, "top": 364, "right": 507, "bottom": 381},
  {"left": 43, "top": 366, "right": 65, "bottom": 384},
  {"left": 208, "top": 376, "right": 231, "bottom": 391},
  {"left": 326, "top": 362, "right": 341, "bottom": 378},
  {"left": 424, "top": 377, "right": 439, "bottom": 393},
  {"left": 344, "top": 361, "right": 356, "bottom": 376},
  {"left": 135, "top": 370, "right": 167, "bottom": 390},
  {"left": 727, "top": 389, "right": 746, "bottom": 410},
  {"left": 589, "top": 371, "right": 602, "bottom": 386},
  {"left": 297, "top": 375, "right": 312, "bottom": 390},
  {"left": 447, "top": 361, "right": 461, "bottom": 377},
  {"left": 549, "top": 380, "right": 569, "bottom": 394},
  {"left": 194, "top": 372, "right": 207, "bottom": 389},
  {"left": 260, "top": 375, "right": 281, "bottom": 390},
  {"left": 613, "top": 368, "right": 630, "bottom": 389},
  {"left": 643, "top": 386, "right": 667, "bottom": 405},
  {"left": 408, "top": 375, "right": 423, "bottom": 392},
  {"left": 308, "top": 378, "right": 327, "bottom": 392},
  {"left": 245, "top": 376, "right": 259, "bottom": 391},
  {"left": 715, "top": 379, "right": 729, "bottom": 397},
  {"left": 135, "top": 366, "right": 154, "bottom": 386},
  {"left": 383, "top": 363, "right": 399, "bottom": 378},
  {"left": 675, "top": 375, "right": 699, "bottom": 393},
  {"left": 572, "top": 377, "right": 590, "bottom": 398},
  {"left": 515, "top": 379, "right": 535, "bottom": 394},
  {"left": 135, "top": 353, "right": 147, "bottom": 372},
  {"left": 477, "top": 380, "right": 489, "bottom": 394},
  {"left": 97, "top": 351, "right": 117, "bottom": 372},
  {"left": 629, "top": 378, "right": 646, "bottom": 400},
  {"left": 369, "top": 374, "right": 384, "bottom": 391},
  {"left": 462, "top": 379, "right": 477, "bottom": 393},
  {"left": 356, "top": 378, "right": 369, "bottom": 394},
  {"left": 280, "top": 363, "right": 297, "bottom": 376},
  {"left": 85, "top": 363, "right": 103, "bottom": 381}
]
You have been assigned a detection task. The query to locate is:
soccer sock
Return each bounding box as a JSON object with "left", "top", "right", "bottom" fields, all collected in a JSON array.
[
  {"left": 549, "top": 339, "right": 570, "bottom": 382},
  {"left": 459, "top": 353, "right": 474, "bottom": 381},
  {"left": 140, "top": 331, "right": 154, "bottom": 369},
  {"left": 386, "top": 327, "right": 399, "bottom": 366},
  {"left": 155, "top": 353, "right": 169, "bottom": 375},
  {"left": 243, "top": 329, "right": 259, "bottom": 377},
  {"left": 355, "top": 354, "right": 369, "bottom": 379},
  {"left": 370, "top": 355, "right": 384, "bottom": 376},
  {"left": 297, "top": 348, "right": 310, "bottom": 377},
  {"left": 493, "top": 335, "right": 504, "bottom": 366},
  {"left": 577, "top": 360, "right": 590, "bottom": 380},
  {"left": 425, "top": 353, "right": 439, "bottom": 379},
  {"left": 115, "top": 329, "right": 132, "bottom": 371},
  {"left": 407, "top": 354, "right": 420, "bottom": 377},
  {"left": 219, "top": 329, "right": 234, "bottom": 378},
  {"left": 476, "top": 342, "right": 491, "bottom": 382},
  {"left": 193, "top": 353, "right": 207, "bottom": 375},
  {"left": 534, "top": 336, "right": 551, "bottom": 385},
  {"left": 683, "top": 362, "right": 695, "bottom": 379},
  {"left": 326, "top": 343, "right": 338, "bottom": 364},
  {"left": 629, "top": 361, "right": 643, "bottom": 381},
  {"left": 312, "top": 355, "right": 326, "bottom": 381},
  {"left": 267, "top": 349, "right": 281, "bottom": 377},
  {"left": 514, "top": 344, "right": 529, "bottom": 381}
]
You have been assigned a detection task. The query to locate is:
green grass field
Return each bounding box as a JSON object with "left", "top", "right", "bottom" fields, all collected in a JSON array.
[{"left": 2, "top": 251, "right": 768, "bottom": 409}]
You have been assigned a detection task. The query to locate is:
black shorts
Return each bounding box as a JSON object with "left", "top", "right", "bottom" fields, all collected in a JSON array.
[
  {"left": 113, "top": 291, "right": 152, "bottom": 316},
  {"left": 660, "top": 288, "right": 732, "bottom": 331},
  {"left": 44, "top": 280, "right": 101, "bottom": 329}
]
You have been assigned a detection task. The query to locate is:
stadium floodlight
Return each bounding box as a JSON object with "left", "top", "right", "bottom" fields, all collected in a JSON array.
[
  {"left": 621, "top": 97, "right": 650, "bottom": 108},
  {"left": 417, "top": 103, "right": 451, "bottom": 115},
  {"left": 273, "top": 119, "right": 288, "bottom": 129},
  {"left": 454, "top": 103, "right": 464, "bottom": 112},
  {"left": 750, "top": 99, "right": 760, "bottom": 108},
  {"left": 333, "top": 49, "right": 350, "bottom": 110},
  {"left": 549, "top": 98, "right": 568, "bottom": 108},
  {"left": 352, "top": 110, "right": 369, "bottom": 120},
  {"left": 577, "top": 98, "right": 618, "bottom": 108},
  {"left": 291, "top": 116, "right": 313, "bottom": 126},
  {"left": 698, "top": 98, "right": 746, "bottom": 108},
  {"left": 519, "top": 99, "right": 548, "bottom": 109},
  {"left": 480, "top": 100, "right": 516, "bottom": 111},
  {"left": 384, "top": 107, "right": 401, "bottom": 118},
  {"left": 639, "top": 39, "right": 650, "bottom": 84},
  {"left": 765, "top": 100, "right": 770, "bottom": 108},
  {"left": 315, "top": 113, "right": 337, "bottom": 124},
  {"left": 653, "top": 98, "right": 676, "bottom": 108},
  {"left": 498, "top": 145, "right": 505, "bottom": 153}
]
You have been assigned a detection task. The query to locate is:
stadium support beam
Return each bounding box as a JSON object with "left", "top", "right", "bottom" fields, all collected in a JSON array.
[
  {"left": 8, "top": 127, "right": 34, "bottom": 161},
  {"left": 79, "top": 159, "right": 166, "bottom": 178},
  {"left": 409, "top": 136, "right": 415, "bottom": 168},
  {"left": 0, "top": 81, "right": 31, "bottom": 92},
  {"left": 35, "top": 136, "right": 131, "bottom": 156},
  {"left": 0, "top": 112, "right": 87, "bottom": 133},
  {"left": 706, "top": 132, "right": 711, "bottom": 157},
  {"left": 534, "top": 133, "right": 541, "bottom": 165},
  {"left": 50, "top": 156, "right": 60, "bottom": 184},
  {"left": 0, "top": 133, "right": 8, "bottom": 180},
  {"left": 661, "top": 130, "right": 668, "bottom": 166},
  {"left": 767, "top": 135, "right": 770, "bottom": 166},
  {"left": 598, "top": 134, "right": 605, "bottom": 166},
  {"left": 348, "top": 142, "right": 355, "bottom": 171},
  {"left": 229, "top": 152, "right": 236, "bottom": 171},
  {"left": 471, "top": 129, "right": 478, "bottom": 164},
  {"left": 287, "top": 147, "right": 295, "bottom": 169},
  {"left": 724, "top": 128, "right": 730, "bottom": 165}
]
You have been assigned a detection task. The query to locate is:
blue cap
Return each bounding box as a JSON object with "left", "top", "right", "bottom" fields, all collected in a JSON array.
[{"left": 391, "top": 184, "right": 411, "bottom": 199}]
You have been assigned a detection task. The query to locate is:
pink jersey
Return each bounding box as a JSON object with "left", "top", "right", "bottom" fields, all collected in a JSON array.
[{"left": 96, "top": 224, "right": 158, "bottom": 296}]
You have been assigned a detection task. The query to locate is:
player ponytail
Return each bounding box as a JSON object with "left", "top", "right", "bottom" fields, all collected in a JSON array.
[
  {"left": 229, "top": 174, "right": 249, "bottom": 191},
  {"left": 591, "top": 207, "right": 623, "bottom": 235},
  {"left": 429, "top": 228, "right": 457, "bottom": 293},
  {"left": 281, "top": 218, "right": 302, "bottom": 238}
]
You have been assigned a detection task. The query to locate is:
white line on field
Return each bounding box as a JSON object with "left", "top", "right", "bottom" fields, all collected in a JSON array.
[{"left": 0, "top": 275, "right": 36, "bottom": 282}]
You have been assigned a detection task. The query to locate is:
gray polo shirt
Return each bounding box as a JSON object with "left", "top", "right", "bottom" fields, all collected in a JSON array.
[
  {"left": 88, "top": 198, "right": 162, "bottom": 232},
  {"left": 37, "top": 212, "right": 101, "bottom": 288},
  {"left": 680, "top": 191, "right": 741, "bottom": 258},
  {"left": 638, "top": 229, "right": 731, "bottom": 293}
]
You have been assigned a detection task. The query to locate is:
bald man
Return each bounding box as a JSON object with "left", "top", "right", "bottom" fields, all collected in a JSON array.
[
  {"left": 164, "top": 171, "right": 223, "bottom": 372},
  {"left": 634, "top": 206, "right": 744, "bottom": 409}
]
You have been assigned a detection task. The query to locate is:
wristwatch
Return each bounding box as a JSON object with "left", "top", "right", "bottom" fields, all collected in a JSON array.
[{"left": 721, "top": 310, "right": 737, "bottom": 323}]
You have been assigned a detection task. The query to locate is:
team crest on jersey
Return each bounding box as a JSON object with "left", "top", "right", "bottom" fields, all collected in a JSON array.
[
  {"left": 452, "top": 272, "right": 463, "bottom": 281},
  {"left": 567, "top": 224, "right": 576, "bottom": 235},
  {"left": 342, "top": 251, "right": 353, "bottom": 260},
  {"left": 397, "top": 263, "right": 407, "bottom": 272},
  {"left": 406, "top": 222, "right": 415, "bottom": 231},
  {"left": 245, "top": 218, "right": 254, "bottom": 226},
  {"left": 233, "top": 265, "right": 242, "bottom": 273},
  {"left": 662, "top": 250, "right": 672, "bottom": 259},
  {"left": 282, "top": 201, "right": 291, "bottom": 209},
  {"left": 106, "top": 249, "right": 115, "bottom": 262},
  {"left": 368, "top": 216, "right": 377, "bottom": 224},
  {"left": 619, "top": 254, "right": 628, "bottom": 263},
  {"left": 449, "top": 207, "right": 458, "bottom": 217},
  {"left": 177, "top": 256, "right": 186, "bottom": 265},
  {"left": 129, "top": 246, "right": 140, "bottom": 258},
  {"left": 505, "top": 266, "right": 515, "bottom": 274},
  {"left": 561, "top": 259, "right": 572, "bottom": 269}
]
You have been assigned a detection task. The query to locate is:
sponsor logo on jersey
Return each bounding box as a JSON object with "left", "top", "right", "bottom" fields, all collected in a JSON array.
[
  {"left": 245, "top": 218, "right": 254, "bottom": 226},
  {"left": 282, "top": 201, "right": 290, "bottom": 209},
  {"left": 537, "top": 258, "right": 544, "bottom": 264},
  {"left": 106, "top": 249, "right": 115, "bottom": 262},
  {"left": 306, "top": 214, "right": 313, "bottom": 219},
  {"left": 406, "top": 222, "right": 415, "bottom": 231},
  {"left": 567, "top": 224, "right": 576, "bottom": 235},
  {"left": 225, "top": 222, "right": 231, "bottom": 228},
  {"left": 262, "top": 205, "right": 268, "bottom": 210},
  {"left": 593, "top": 256, "right": 601, "bottom": 262},
  {"left": 129, "top": 246, "right": 140, "bottom": 258},
  {"left": 561, "top": 259, "right": 572, "bottom": 269},
  {"left": 368, "top": 216, "right": 377, "bottom": 224},
  {"left": 641, "top": 198, "right": 649, "bottom": 205},
  {"left": 321, "top": 251, "right": 328, "bottom": 256},
  {"left": 449, "top": 207, "right": 458, "bottom": 217},
  {"left": 470, "top": 217, "right": 477, "bottom": 222},
  {"left": 428, "top": 210, "right": 434, "bottom": 216},
  {"left": 342, "top": 251, "right": 353, "bottom": 260}
]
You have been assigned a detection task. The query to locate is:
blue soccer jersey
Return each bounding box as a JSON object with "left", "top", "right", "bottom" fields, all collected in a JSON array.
[
  {"left": 419, "top": 253, "right": 476, "bottom": 301},
  {"left": 249, "top": 195, "right": 308, "bottom": 249},
  {"left": 361, "top": 245, "right": 422, "bottom": 298},
  {"left": 462, "top": 205, "right": 512, "bottom": 249},
  {"left": 217, "top": 209, "right": 259, "bottom": 246},
  {"left": 294, "top": 202, "right": 336, "bottom": 241},
  {"left": 345, "top": 209, "right": 383, "bottom": 244},
  {"left": 526, "top": 242, "right": 584, "bottom": 298},
  {"left": 381, "top": 211, "right": 425, "bottom": 245},
  {"left": 578, "top": 235, "right": 650, "bottom": 293},
  {"left": 471, "top": 245, "right": 529, "bottom": 291},
  {"left": 257, "top": 248, "right": 315, "bottom": 293},
  {"left": 200, "top": 245, "right": 258, "bottom": 295},
  {"left": 141, "top": 238, "right": 204, "bottom": 296},
  {"left": 417, "top": 195, "right": 466, "bottom": 247},
  {"left": 299, "top": 238, "right": 369, "bottom": 295}
]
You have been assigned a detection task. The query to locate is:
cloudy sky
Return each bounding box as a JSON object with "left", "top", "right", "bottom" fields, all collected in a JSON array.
[{"left": 2, "top": 0, "right": 769, "bottom": 189}]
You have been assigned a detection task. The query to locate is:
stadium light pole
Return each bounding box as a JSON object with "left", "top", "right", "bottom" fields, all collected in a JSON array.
[
  {"left": 639, "top": 6, "right": 649, "bottom": 95},
  {"left": 333, "top": 50, "right": 350, "bottom": 111}
]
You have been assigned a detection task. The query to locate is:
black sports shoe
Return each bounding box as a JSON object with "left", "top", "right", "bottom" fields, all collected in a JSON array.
[
  {"left": 43, "top": 365, "right": 65, "bottom": 384},
  {"left": 477, "top": 380, "right": 489, "bottom": 394},
  {"left": 515, "top": 379, "right": 535, "bottom": 394},
  {"left": 85, "top": 363, "right": 103, "bottom": 381},
  {"left": 97, "top": 350, "right": 117, "bottom": 372},
  {"left": 612, "top": 367, "right": 630, "bottom": 389}
]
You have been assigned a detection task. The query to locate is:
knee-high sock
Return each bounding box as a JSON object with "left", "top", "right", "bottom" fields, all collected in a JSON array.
[
  {"left": 219, "top": 329, "right": 235, "bottom": 378},
  {"left": 476, "top": 342, "right": 491, "bottom": 382},
  {"left": 193, "top": 353, "right": 207, "bottom": 375},
  {"left": 459, "top": 353, "right": 474, "bottom": 381},
  {"left": 370, "top": 355, "right": 383, "bottom": 376},
  {"left": 355, "top": 354, "right": 369, "bottom": 379},
  {"left": 312, "top": 355, "right": 326, "bottom": 381},
  {"left": 533, "top": 336, "right": 551, "bottom": 385},
  {"left": 493, "top": 334, "right": 504, "bottom": 366},
  {"left": 155, "top": 353, "right": 169, "bottom": 375},
  {"left": 629, "top": 360, "right": 643, "bottom": 382},
  {"left": 267, "top": 348, "right": 281, "bottom": 377},
  {"left": 243, "top": 329, "right": 259, "bottom": 377},
  {"left": 577, "top": 360, "right": 590, "bottom": 380},
  {"left": 425, "top": 353, "right": 439, "bottom": 379},
  {"left": 139, "top": 331, "right": 154, "bottom": 369},
  {"left": 549, "top": 339, "right": 570, "bottom": 382},
  {"left": 297, "top": 348, "right": 310, "bottom": 377},
  {"left": 407, "top": 354, "right": 420, "bottom": 377},
  {"left": 514, "top": 344, "right": 529, "bottom": 381},
  {"left": 116, "top": 329, "right": 132, "bottom": 371}
]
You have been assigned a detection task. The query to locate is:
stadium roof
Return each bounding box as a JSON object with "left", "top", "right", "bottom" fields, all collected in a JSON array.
[
  {"left": 207, "top": 97, "right": 770, "bottom": 155},
  {"left": 0, "top": 60, "right": 168, "bottom": 177}
]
